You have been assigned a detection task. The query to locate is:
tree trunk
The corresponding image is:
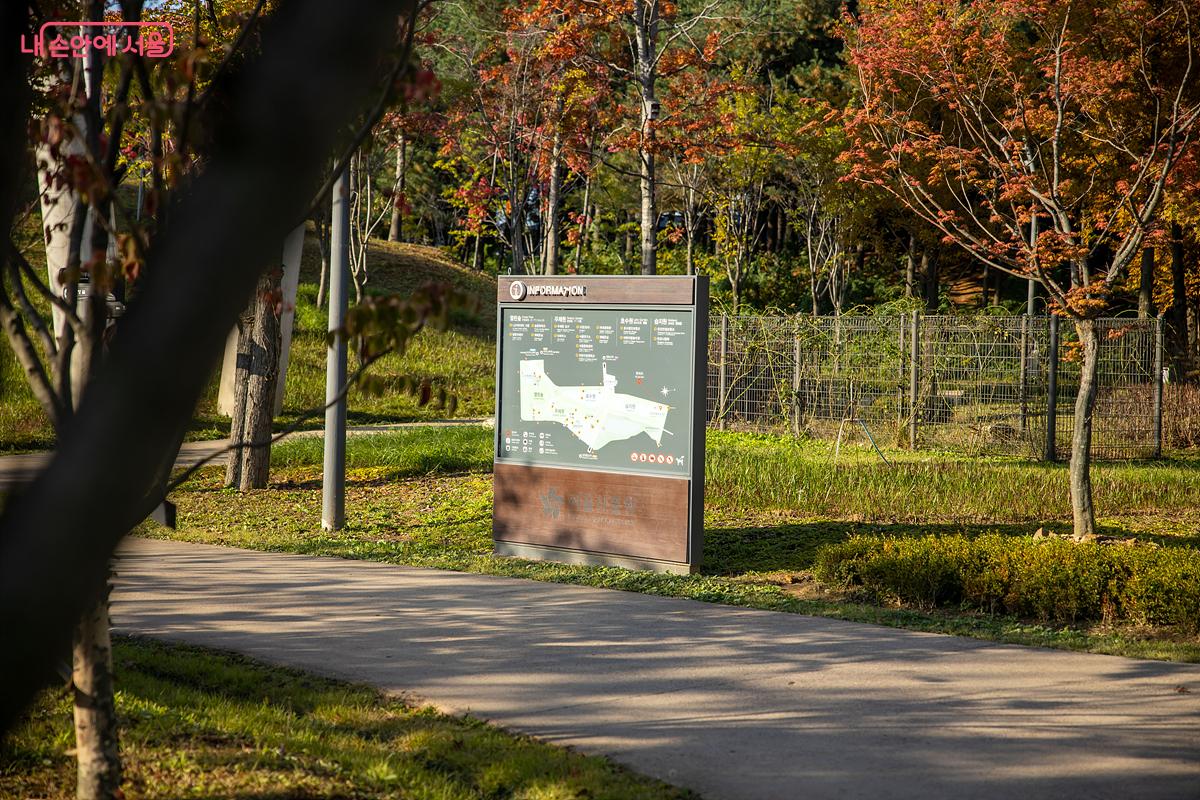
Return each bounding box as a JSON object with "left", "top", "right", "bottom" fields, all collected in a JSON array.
[
  {"left": 387, "top": 133, "right": 406, "bottom": 242},
  {"left": 1190, "top": 299, "right": 1199, "bottom": 368},
  {"left": 509, "top": 217, "right": 526, "bottom": 275},
  {"left": 905, "top": 234, "right": 915, "bottom": 298},
  {"left": 544, "top": 129, "right": 563, "bottom": 275},
  {"left": 224, "top": 303, "right": 254, "bottom": 488},
  {"left": 639, "top": 149, "right": 656, "bottom": 275},
  {"left": 471, "top": 229, "right": 485, "bottom": 271},
  {"left": 623, "top": 209, "right": 634, "bottom": 271},
  {"left": 65, "top": 57, "right": 123, "bottom": 786},
  {"left": 572, "top": 176, "right": 591, "bottom": 273},
  {"left": 591, "top": 203, "right": 601, "bottom": 254},
  {"left": 1069, "top": 318, "right": 1099, "bottom": 540},
  {"left": 315, "top": 213, "right": 330, "bottom": 308},
  {"left": 239, "top": 271, "right": 281, "bottom": 489},
  {"left": 1138, "top": 247, "right": 1155, "bottom": 319},
  {"left": 225, "top": 272, "right": 281, "bottom": 490},
  {"left": 72, "top": 583, "right": 120, "bottom": 800},
  {"left": 634, "top": 0, "right": 659, "bottom": 275},
  {"left": 1170, "top": 223, "right": 1188, "bottom": 373},
  {"left": 922, "top": 251, "right": 939, "bottom": 312}
]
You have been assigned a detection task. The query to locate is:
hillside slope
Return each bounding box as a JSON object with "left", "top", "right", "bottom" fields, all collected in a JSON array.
[{"left": 0, "top": 232, "right": 498, "bottom": 451}]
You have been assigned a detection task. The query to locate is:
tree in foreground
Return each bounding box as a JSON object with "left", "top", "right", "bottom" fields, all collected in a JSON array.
[
  {"left": 0, "top": 0, "right": 432, "bottom": 787},
  {"left": 843, "top": 0, "right": 1200, "bottom": 538}
]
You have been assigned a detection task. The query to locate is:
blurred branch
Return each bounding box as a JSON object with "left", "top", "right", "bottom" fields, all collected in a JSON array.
[{"left": 0, "top": 0, "right": 419, "bottom": 735}]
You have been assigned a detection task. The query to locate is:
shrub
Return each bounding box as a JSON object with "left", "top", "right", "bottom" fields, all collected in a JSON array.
[
  {"left": 813, "top": 534, "right": 1200, "bottom": 631},
  {"left": 1120, "top": 547, "right": 1200, "bottom": 631}
]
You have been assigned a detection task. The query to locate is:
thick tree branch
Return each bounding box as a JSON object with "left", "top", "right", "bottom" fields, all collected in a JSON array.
[{"left": 0, "top": 0, "right": 418, "bottom": 734}]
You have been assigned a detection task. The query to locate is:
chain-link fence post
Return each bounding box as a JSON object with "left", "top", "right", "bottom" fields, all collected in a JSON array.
[
  {"left": 718, "top": 313, "right": 728, "bottom": 430},
  {"left": 1018, "top": 315, "right": 1029, "bottom": 432},
  {"left": 908, "top": 310, "right": 920, "bottom": 449},
  {"left": 1153, "top": 315, "right": 1164, "bottom": 458},
  {"left": 1045, "top": 314, "right": 1059, "bottom": 462},
  {"left": 897, "top": 316, "right": 907, "bottom": 434},
  {"left": 792, "top": 322, "right": 801, "bottom": 436}
]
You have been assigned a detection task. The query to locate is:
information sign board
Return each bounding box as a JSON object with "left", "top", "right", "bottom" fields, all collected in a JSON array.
[{"left": 493, "top": 276, "right": 708, "bottom": 574}]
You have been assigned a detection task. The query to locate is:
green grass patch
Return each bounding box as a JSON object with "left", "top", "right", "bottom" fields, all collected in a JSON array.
[
  {"left": 1, "top": 637, "right": 694, "bottom": 800},
  {"left": 271, "top": 426, "right": 494, "bottom": 473},
  {"left": 140, "top": 427, "right": 1200, "bottom": 662},
  {"left": 706, "top": 431, "right": 1200, "bottom": 534}
]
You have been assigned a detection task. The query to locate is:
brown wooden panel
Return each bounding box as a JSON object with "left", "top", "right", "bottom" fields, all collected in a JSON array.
[
  {"left": 493, "top": 463, "right": 690, "bottom": 563},
  {"left": 498, "top": 276, "right": 694, "bottom": 305}
]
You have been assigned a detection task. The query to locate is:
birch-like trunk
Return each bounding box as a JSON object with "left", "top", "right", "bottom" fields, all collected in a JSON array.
[
  {"left": 639, "top": 146, "right": 656, "bottom": 275},
  {"left": 571, "top": 177, "right": 591, "bottom": 273},
  {"left": 544, "top": 130, "right": 563, "bottom": 275},
  {"left": 623, "top": 209, "right": 634, "bottom": 270},
  {"left": 634, "top": 0, "right": 659, "bottom": 275},
  {"left": 387, "top": 133, "right": 407, "bottom": 242},
  {"left": 1069, "top": 318, "right": 1100, "bottom": 539},
  {"left": 72, "top": 582, "right": 120, "bottom": 800},
  {"left": 40, "top": 55, "right": 124, "bottom": 796}
]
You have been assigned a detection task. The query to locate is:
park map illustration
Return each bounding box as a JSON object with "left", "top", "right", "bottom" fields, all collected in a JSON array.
[
  {"left": 498, "top": 308, "right": 695, "bottom": 475},
  {"left": 519, "top": 360, "right": 670, "bottom": 450}
]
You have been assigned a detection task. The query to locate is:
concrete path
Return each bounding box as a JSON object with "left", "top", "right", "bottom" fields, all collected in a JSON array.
[
  {"left": 111, "top": 538, "right": 1200, "bottom": 800},
  {"left": 0, "top": 419, "right": 494, "bottom": 490}
]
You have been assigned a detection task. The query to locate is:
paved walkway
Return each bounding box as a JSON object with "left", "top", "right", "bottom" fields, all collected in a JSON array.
[
  {"left": 0, "top": 419, "right": 493, "bottom": 490},
  {"left": 112, "top": 538, "right": 1200, "bottom": 800}
]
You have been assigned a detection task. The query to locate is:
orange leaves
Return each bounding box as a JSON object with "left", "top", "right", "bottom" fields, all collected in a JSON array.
[{"left": 844, "top": 0, "right": 1200, "bottom": 303}]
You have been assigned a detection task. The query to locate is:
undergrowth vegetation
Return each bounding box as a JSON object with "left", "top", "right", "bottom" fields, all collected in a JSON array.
[{"left": 814, "top": 534, "right": 1200, "bottom": 630}]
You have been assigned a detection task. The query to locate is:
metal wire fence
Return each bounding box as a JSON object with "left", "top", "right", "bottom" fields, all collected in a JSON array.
[{"left": 706, "top": 313, "right": 1165, "bottom": 460}]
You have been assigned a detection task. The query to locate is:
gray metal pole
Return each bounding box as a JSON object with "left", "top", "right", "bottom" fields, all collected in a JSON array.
[
  {"left": 908, "top": 310, "right": 920, "bottom": 449},
  {"left": 1045, "top": 314, "right": 1059, "bottom": 462},
  {"left": 1027, "top": 163, "right": 1039, "bottom": 316},
  {"left": 1153, "top": 315, "right": 1164, "bottom": 459},
  {"left": 322, "top": 168, "right": 350, "bottom": 530},
  {"left": 718, "top": 313, "right": 728, "bottom": 430}
]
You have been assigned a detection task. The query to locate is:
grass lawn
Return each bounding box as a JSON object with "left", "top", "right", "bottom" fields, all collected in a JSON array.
[
  {"left": 1, "top": 637, "right": 692, "bottom": 800},
  {"left": 0, "top": 226, "right": 498, "bottom": 452},
  {"left": 140, "top": 426, "right": 1200, "bottom": 663}
]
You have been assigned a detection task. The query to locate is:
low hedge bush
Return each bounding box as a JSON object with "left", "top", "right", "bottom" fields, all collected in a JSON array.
[{"left": 813, "top": 534, "right": 1200, "bottom": 631}]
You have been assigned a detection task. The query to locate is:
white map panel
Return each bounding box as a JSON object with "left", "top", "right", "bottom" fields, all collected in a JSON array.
[{"left": 519, "top": 360, "right": 670, "bottom": 450}]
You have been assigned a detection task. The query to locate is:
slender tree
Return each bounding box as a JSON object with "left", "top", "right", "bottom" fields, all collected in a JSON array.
[{"left": 843, "top": 0, "right": 1200, "bottom": 537}]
